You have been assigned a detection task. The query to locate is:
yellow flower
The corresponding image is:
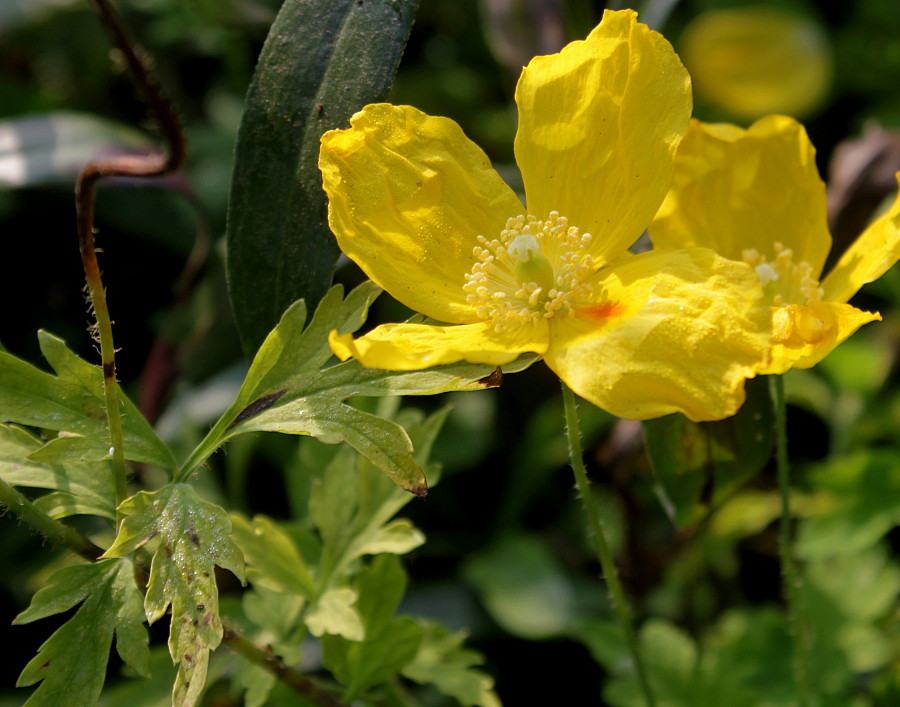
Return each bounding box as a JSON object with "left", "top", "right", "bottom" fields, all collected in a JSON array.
[
  {"left": 319, "top": 10, "right": 772, "bottom": 422},
  {"left": 680, "top": 7, "right": 832, "bottom": 121},
  {"left": 651, "top": 114, "right": 900, "bottom": 375}
]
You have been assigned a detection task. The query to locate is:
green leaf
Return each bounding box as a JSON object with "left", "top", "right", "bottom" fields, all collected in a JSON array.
[
  {"left": 463, "top": 533, "right": 576, "bottom": 639},
  {"left": 321, "top": 555, "right": 422, "bottom": 701},
  {"left": 803, "top": 544, "right": 900, "bottom": 681},
  {"left": 306, "top": 586, "right": 364, "bottom": 641},
  {"left": 310, "top": 407, "right": 448, "bottom": 584},
  {"left": 229, "top": 514, "right": 316, "bottom": 598},
  {"left": 0, "top": 332, "right": 176, "bottom": 473},
  {"left": 643, "top": 376, "right": 773, "bottom": 528},
  {"left": 816, "top": 328, "right": 894, "bottom": 395},
  {"left": 14, "top": 558, "right": 149, "bottom": 705},
  {"left": 242, "top": 585, "right": 305, "bottom": 639},
  {"left": 233, "top": 408, "right": 445, "bottom": 648},
  {"left": 595, "top": 619, "right": 704, "bottom": 707},
  {"left": 90, "top": 647, "right": 177, "bottom": 707},
  {"left": 0, "top": 112, "right": 154, "bottom": 188},
  {"left": 104, "top": 484, "right": 246, "bottom": 707},
  {"left": 310, "top": 447, "right": 361, "bottom": 557},
  {"left": 698, "top": 608, "right": 793, "bottom": 706},
  {"left": 402, "top": 620, "right": 501, "bottom": 707},
  {"left": 572, "top": 619, "right": 629, "bottom": 674},
  {"left": 226, "top": 0, "right": 420, "bottom": 357},
  {"left": 184, "top": 284, "right": 533, "bottom": 494},
  {"left": 33, "top": 491, "right": 115, "bottom": 520},
  {"left": 351, "top": 518, "right": 424, "bottom": 556},
  {"left": 0, "top": 424, "right": 116, "bottom": 519},
  {"left": 797, "top": 450, "right": 900, "bottom": 559},
  {"left": 236, "top": 587, "right": 305, "bottom": 707},
  {"left": 236, "top": 662, "right": 277, "bottom": 707}
]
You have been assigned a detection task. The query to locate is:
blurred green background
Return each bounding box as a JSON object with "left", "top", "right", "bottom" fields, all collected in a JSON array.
[{"left": 2, "top": 0, "right": 900, "bottom": 703}]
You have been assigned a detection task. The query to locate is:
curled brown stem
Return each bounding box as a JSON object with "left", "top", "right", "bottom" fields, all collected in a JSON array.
[{"left": 77, "top": 0, "right": 186, "bottom": 521}]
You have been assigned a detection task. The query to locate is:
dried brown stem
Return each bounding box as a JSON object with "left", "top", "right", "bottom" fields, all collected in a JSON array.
[{"left": 221, "top": 623, "right": 347, "bottom": 707}]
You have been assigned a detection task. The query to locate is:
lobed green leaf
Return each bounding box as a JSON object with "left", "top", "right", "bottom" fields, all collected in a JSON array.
[
  {"left": 183, "top": 284, "right": 534, "bottom": 494},
  {"left": 14, "top": 558, "right": 149, "bottom": 705},
  {"left": 230, "top": 514, "right": 316, "bottom": 598},
  {"left": 0, "top": 332, "right": 176, "bottom": 474},
  {"left": 321, "top": 555, "right": 423, "bottom": 701},
  {"left": 402, "top": 620, "right": 501, "bottom": 707},
  {"left": 306, "top": 585, "right": 364, "bottom": 641},
  {"left": 0, "top": 424, "right": 116, "bottom": 520},
  {"left": 104, "top": 484, "right": 246, "bottom": 707},
  {"left": 797, "top": 450, "right": 900, "bottom": 559}
]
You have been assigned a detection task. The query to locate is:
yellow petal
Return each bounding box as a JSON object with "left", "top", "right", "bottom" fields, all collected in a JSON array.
[
  {"left": 329, "top": 320, "right": 548, "bottom": 371},
  {"left": 319, "top": 103, "right": 524, "bottom": 324},
  {"left": 763, "top": 302, "right": 882, "bottom": 374},
  {"left": 821, "top": 178, "right": 900, "bottom": 304},
  {"left": 651, "top": 115, "right": 831, "bottom": 276},
  {"left": 514, "top": 9, "right": 691, "bottom": 266},
  {"left": 544, "top": 248, "right": 771, "bottom": 422}
]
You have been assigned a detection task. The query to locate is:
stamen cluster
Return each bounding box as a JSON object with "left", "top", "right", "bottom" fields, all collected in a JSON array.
[
  {"left": 742, "top": 242, "right": 824, "bottom": 305},
  {"left": 463, "top": 212, "right": 596, "bottom": 329}
]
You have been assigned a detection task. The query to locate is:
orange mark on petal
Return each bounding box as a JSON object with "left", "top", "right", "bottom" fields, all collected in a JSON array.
[{"left": 578, "top": 301, "right": 626, "bottom": 321}]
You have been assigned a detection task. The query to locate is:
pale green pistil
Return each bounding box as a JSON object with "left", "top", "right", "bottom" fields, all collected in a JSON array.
[
  {"left": 463, "top": 212, "right": 597, "bottom": 330},
  {"left": 508, "top": 233, "right": 556, "bottom": 295}
]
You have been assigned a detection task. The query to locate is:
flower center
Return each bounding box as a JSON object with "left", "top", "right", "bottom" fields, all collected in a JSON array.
[
  {"left": 463, "top": 212, "right": 596, "bottom": 329},
  {"left": 741, "top": 242, "right": 823, "bottom": 306},
  {"left": 742, "top": 242, "right": 832, "bottom": 345}
]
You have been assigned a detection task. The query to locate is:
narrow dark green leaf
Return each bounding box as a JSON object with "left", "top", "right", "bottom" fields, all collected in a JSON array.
[
  {"left": 643, "top": 377, "right": 773, "bottom": 528},
  {"left": 227, "top": 0, "right": 420, "bottom": 357}
]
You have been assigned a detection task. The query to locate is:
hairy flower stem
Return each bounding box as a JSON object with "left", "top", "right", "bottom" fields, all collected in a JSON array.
[
  {"left": 76, "top": 200, "right": 129, "bottom": 523},
  {"left": 0, "top": 478, "right": 104, "bottom": 561},
  {"left": 769, "top": 374, "right": 812, "bottom": 706},
  {"left": 221, "top": 622, "right": 346, "bottom": 707},
  {"left": 79, "top": 0, "right": 186, "bottom": 525},
  {"left": 561, "top": 383, "right": 655, "bottom": 707}
]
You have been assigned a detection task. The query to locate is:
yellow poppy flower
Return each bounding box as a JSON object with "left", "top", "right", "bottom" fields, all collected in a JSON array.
[
  {"left": 680, "top": 7, "right": 832, "bottom": 121},
  {"left": 319, "top": 9, "right": 772, "bottom": 422},
  {"left": 651, "top": 114, "right": 900, "bottom": 374}
]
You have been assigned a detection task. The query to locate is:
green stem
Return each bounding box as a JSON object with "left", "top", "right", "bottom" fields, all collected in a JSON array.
[
  {"left": 0, "top": 478, "right": 104, "bottom": 561},
  {"left": 561, "top": 382, "right": 655, "bottom": 707},
  {"left": 769, "top": 374, "right": 811, "bottom": 706},
  {"left": 75, "top": 207, "right": 129, "bottom": 524}
]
